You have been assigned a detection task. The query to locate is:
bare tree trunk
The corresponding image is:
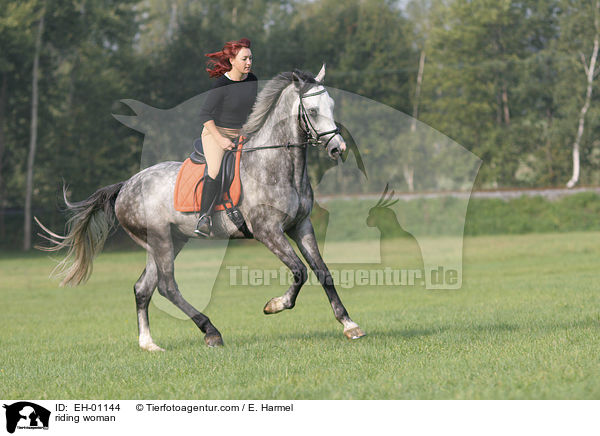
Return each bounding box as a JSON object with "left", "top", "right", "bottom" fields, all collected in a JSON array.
[
  {"left": 495, "top": 92, "right": 502, "bottom": 125},
  {"left": 402, "top": 162, "right": 414, "bottom": 193},
  {"left": 502, "top": 81, "right": 510, "bottom": 125},
  {"left": 567, "top": 1, "right": 600, "bottom": 188},
  {"left": 0, "top": 72, "right": 7, "bottom": 240},
  {"left": 167, "top": 1, "right": 178, "bottom": 40},
  {"left": 24, "top": 5, "right": 46, "bottom": 251},
  {"left": 544, "top": 108, "right": 555, "bottom": 184},
  {"left": 411, "top": 50, "right": 426, "bottom": 133},
  {"left": 405, "top": 50, "right": 425, "bottom": 193}
]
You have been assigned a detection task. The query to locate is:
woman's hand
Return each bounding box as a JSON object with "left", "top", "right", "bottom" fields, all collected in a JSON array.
[{"left": 218, "top": 136, "right": 235, "bottom": 151}]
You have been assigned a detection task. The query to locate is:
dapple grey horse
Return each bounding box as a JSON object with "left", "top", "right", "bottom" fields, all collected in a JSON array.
[{"left": 37, "top": 65, "right": 365, "bottom": 349}]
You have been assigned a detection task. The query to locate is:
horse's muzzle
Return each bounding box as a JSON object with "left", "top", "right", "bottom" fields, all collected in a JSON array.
[{"left": 327, "top": 139, "right": 346, "bottom": 160}]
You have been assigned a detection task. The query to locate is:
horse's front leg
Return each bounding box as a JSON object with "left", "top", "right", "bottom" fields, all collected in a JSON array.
[
  {"left": 287, "top": 218, "right": 366, "bottom": 340},
  {"left": 251, "top": 214, "right": 308, "bottom": 315}
]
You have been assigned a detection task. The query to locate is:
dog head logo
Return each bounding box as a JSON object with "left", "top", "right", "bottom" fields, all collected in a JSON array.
[{"left": 3, "top": 402, "right": 50, "bottom": 434}]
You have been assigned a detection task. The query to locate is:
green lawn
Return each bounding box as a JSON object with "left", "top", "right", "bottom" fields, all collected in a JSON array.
[{"left": 1, "top": 232, "right": 599, "bottom": 399}]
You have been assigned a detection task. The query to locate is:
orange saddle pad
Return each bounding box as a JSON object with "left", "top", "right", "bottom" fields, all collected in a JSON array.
[{"left": 174, "top": 146, "right": 243, "bottom": 213}]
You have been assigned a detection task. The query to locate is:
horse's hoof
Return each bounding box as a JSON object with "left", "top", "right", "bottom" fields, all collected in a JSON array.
[
  {"left": 140, "top": 343, "right": 165, "bottom": 352},
  {"left": 344, "top": 327, "right": 366, "bottom": 340},
  {"left": 263, "top": 297, "right": 286, "bottom": 314},
  {"left": 205, "top": 335, "right": 224, "bottom": 347}
]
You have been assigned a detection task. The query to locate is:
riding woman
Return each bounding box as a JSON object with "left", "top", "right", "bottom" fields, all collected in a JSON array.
[{"left": 195, "top": 38, "right": 258, "bottom": 236}]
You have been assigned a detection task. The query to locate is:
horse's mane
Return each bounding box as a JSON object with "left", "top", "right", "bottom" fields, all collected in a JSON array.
[{"left": 242, "top": 70, "right": 321, "bottom": 137}]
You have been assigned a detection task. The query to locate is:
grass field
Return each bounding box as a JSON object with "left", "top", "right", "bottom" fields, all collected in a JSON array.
[{"left": 1, "top": 232, "right": 599, "bottom": 399}]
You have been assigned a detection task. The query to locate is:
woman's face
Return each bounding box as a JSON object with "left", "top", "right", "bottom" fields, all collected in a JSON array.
[{"left": 230, "top": 48, "right": 252, "bottom": 76}]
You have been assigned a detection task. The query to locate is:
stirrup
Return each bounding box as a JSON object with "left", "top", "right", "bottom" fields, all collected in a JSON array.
[{"left": 194, "top": 214, "right": 212, "bottom": 237}]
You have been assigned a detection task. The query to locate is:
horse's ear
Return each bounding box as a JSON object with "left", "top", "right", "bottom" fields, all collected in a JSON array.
[
  {"left": 292, "top": 70, "right": 304, "bottom": 90},
  {"left": 315, "top": 63, "right": 326, "bottom": 82}
]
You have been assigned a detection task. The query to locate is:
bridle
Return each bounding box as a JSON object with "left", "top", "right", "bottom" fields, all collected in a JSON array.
[
  {"left": 237, "top": 86, "right": 342, "bottom": 153},
  {"left": 297, "top": 87, "right": 341, "bottom": 148}
]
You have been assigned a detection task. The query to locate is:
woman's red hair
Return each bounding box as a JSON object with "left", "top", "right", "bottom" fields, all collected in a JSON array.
[{"left": 205, "top": 38, "right": 251, "bottom": 78}]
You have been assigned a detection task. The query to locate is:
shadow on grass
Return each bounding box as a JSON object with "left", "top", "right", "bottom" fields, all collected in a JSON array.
[{"left": 126, "top": 315, "right": 600, "bottom": 352}]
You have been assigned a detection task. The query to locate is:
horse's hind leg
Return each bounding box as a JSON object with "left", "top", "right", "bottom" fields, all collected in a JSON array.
[
  {"left": 288, "top": 218, "right": 365, "bottom": 340},
  {"left": 133, "top": 236, "right": 188, "bottom": 351},
  {"left": 134, "top": 258, "right": 163, "bottom": 351},
  {"left": 134, "top": 238, "right": 187, "bottom": 351},
  {"left": 150, "top": 231, "right": 224, "bottom": 347}
]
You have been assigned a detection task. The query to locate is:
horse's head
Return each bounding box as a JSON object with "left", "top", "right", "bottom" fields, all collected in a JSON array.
[{"left": 293, "top": 65, "right": 347, "bottom": 159}]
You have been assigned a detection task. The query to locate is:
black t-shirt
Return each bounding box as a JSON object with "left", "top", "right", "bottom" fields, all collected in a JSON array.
[{"left": 198, "top": 72, "right": 258, "bottom": 129}]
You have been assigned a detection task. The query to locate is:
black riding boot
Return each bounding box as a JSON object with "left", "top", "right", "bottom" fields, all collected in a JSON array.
[{"left": 194, "top": 175, "right": 220, "bottom": 237}]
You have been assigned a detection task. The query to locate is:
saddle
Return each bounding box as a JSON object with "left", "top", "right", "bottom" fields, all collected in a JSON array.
[{"left": 174, "top": 136, "right": 251, "bottom": 237}]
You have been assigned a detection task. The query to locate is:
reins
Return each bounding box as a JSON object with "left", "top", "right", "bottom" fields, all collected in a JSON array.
[{"left": 234, "top": 141, "right": 310, "bottom": 153}]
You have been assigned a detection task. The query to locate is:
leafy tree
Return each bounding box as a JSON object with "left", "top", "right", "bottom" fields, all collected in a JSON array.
[
  {"left": 555, "top": 0, "right": 600, "bottom": 187},
  {"left": 421, "top": 0, "right": 561, "bottom": 187},
  {"left": 0, "top": 0, "right": 37, "bottom": 241}
]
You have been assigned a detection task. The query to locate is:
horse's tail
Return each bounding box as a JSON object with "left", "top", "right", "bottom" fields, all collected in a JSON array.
[{"left": 35, "top": 182, "right": 125, "bottom": 287}]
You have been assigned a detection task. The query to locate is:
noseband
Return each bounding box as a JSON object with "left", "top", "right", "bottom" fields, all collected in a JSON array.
[{"left": 298, "top": 87, "right": 341, "bottom": 149}]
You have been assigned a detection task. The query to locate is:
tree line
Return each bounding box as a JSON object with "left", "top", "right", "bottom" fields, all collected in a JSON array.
[{"left": 1, "top": 0, "right": 599, "bottom": 249}]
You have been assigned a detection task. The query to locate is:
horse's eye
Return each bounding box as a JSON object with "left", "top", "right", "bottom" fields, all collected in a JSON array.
[{"left": 309, "top": 108, "right": 318, "bottom": 117}]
